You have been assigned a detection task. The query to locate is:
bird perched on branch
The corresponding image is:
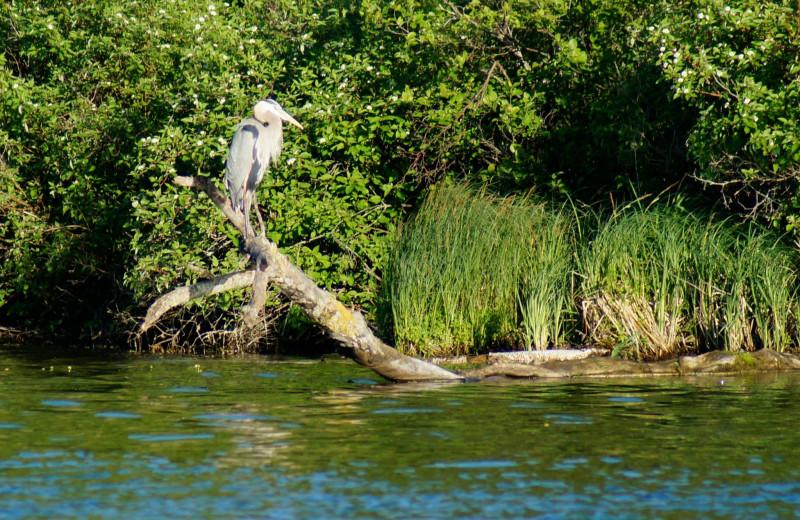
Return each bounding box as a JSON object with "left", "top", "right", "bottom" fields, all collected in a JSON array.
[{"left": 225, "top": 98, "right": 303, "bottom": 238}]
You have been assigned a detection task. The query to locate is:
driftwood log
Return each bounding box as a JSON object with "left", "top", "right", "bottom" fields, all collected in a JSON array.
[{"left": 140, "top": 176, "right": 800, "bottom": 382}]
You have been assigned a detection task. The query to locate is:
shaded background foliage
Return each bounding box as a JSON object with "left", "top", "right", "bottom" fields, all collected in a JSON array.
[{"left": 1, "top": 0, "right": 798, "bottom": 348}]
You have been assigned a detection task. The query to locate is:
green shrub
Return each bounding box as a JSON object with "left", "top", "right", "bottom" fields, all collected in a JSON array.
[{"left": 648, "top": 0, "right": 800, "bottom": 232}]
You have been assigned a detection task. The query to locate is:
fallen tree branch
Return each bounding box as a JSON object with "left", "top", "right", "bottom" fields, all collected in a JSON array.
[
  {"left": 142, "top": 176, "right": 461, "bottom": 382},
  {"left": 141, "top": 271, "right": 255, "bottom": 332}
]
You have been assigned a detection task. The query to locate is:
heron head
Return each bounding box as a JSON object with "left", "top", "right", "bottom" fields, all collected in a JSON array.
[{"left": 253, "top": 99, "right": 304, "bottom": 130}]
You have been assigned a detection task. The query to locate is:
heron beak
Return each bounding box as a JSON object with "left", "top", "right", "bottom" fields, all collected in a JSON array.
[{"left": 285, "top": 115, "right": 304, "bottom": 131}]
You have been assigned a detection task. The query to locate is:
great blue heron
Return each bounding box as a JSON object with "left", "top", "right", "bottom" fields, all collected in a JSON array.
[{"left": 225, "top": 98, "right": 303, "bottom": 238}]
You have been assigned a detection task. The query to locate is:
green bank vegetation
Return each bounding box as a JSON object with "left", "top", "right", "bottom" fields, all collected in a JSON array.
[
  {"left": 381, "top": 183, "right": 800, "bottom": 360},
  {"left": 2, "top": 0, "right": 800, "bottom": 355},
  {"left": 380, "top": 184, "right": 573, "bottom": 356}
]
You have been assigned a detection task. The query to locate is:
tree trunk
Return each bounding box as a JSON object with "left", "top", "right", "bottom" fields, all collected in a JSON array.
[{"left": 140, "top": 176, "right": 460, "bottom": 382}]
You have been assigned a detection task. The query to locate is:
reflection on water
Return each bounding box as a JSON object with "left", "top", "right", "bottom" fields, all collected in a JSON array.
[{"left": 1, "top": 348, "right": 800, "bottom": 518}]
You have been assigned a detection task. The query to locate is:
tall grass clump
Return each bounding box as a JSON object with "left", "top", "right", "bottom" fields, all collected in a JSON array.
[
  {"left": 380, "top": 183, "right": 574, "bottom": 357},
  {"left": 580, "top": 201, "right": 800, "bottom": 359}
]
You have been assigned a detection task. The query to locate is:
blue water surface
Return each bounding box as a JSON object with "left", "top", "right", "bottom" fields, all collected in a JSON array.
[{"left": 1, "top": 351, "right": 799, "bottom": 519}]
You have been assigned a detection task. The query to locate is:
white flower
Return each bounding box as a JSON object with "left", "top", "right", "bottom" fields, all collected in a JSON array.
[
  {"left": 661, "top": 28, "right": 669, "bottom": 34},
  {"left": 366, "top": 65, "right": 374, "bottom": 71},
  {"left": 208, "top": 4, "right": 216, "bottom": 10},
  {"left": 195, "top": 23, "right": 201, "bottom": 30},
  {"left": 753, "top": 115, "right": 758, "bottom": 122},
  {"left": 391, "top": 95, "right": 398, "bottom": 102},
  {"left": 159, "top": 9, "right": 166, "bottom": 14},
  {"left": 697, "top": 13, "right": 704, "bottom": 19},
  {"left": 286, "top": 157, "right": 296, "bottom": 165},
  {"left": 724, "top": 5, "right": 731, "bottom": 11},
  {"left": 647, "top": 26, "right": 654, "bottom": 31},
  {"left": 716, "top": 70, "right": 724, "bottom": 76},
  {"left": 366, "top": 104, "right": 373, "bottom": 110},
  {"left": 47, "top": 23, "right": 54, "bottom": 30},
  {"left": 743, "top": 98, "right": 751, "bottom": 105},
  {"left": 196, "top": 140, "right": 204, "bottom": 146},
  {"left": 116, "top": 12, "right": 122, "bottom": 18},
  {"left": 199, "top": 15, "right": 205, "bottom": 22},
  {"left": 318, "top": 137, "right": 327, "bottom": 144}
]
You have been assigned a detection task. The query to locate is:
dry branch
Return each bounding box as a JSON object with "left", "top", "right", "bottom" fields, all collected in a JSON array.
[
  {"left": 141, "top": 176, "right": 461, "bottom": 382},
  {"left": 141, "top": 271, "right": 255, "bottom": 332}
]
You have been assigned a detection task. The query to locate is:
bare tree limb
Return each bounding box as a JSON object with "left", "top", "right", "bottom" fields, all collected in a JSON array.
[
  {"left": 145, "top": 176, "right": 461, "bottom": 382},
  {"left": 141, "top": 271, "right": 255, "bottom": 332}
]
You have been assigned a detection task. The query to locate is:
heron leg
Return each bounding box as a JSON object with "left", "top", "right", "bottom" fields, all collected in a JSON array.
[
  {"left": 243, "top": 191, "right": 254, "bottom": 238},
  {"left": 252, "top": 193, "right": 267, "bottom": 238}
]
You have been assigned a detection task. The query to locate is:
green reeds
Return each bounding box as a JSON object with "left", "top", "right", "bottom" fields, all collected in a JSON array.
[
  {"left": 382, "top": 184, "right": 800, "bottom": 359},
  {"left": 380, "top": 183, "right": 573, "bottom": 356},
  {"left": 579, "top": 202, "right": 800, "bottom": 359},
  {"left": 518, "top": 211, "right": 574, "bottom": 350}
]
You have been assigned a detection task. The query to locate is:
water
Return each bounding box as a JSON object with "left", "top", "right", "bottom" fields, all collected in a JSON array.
[{"left": 1, "top": 349, "right": 800, "bottom": 519}]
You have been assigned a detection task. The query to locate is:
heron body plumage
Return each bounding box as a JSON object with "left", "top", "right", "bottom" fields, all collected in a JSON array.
[{"left": 224, "top": 99, "right": 302, "bottom": 237}]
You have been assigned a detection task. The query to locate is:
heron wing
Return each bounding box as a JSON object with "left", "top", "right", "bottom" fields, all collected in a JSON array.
[{"left": 225, "top": 120, "right": 263, "bottom": 212}]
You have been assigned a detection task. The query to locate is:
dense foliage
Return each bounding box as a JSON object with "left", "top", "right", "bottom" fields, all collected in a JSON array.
[{"left": 2, "top": 0, "right": 799, "bottom": 348}]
